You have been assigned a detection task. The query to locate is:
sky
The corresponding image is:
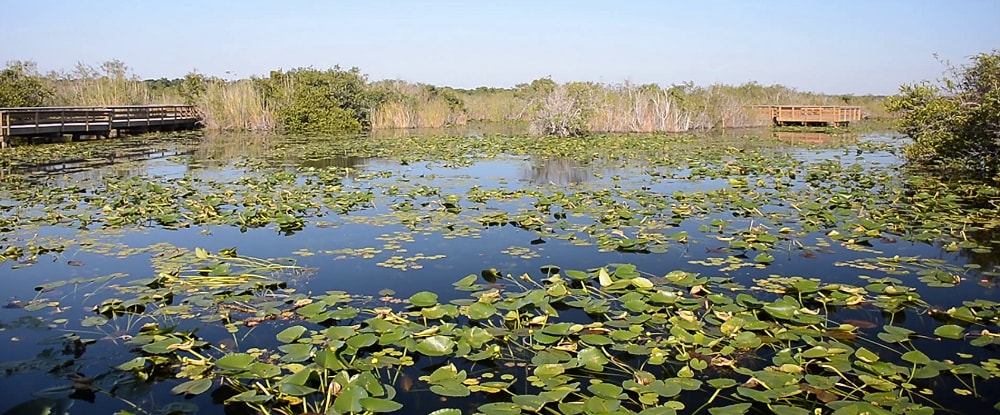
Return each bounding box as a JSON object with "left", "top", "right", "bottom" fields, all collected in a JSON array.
[{"left": 3, "top": 1, "right": 998, "bottom": 95}]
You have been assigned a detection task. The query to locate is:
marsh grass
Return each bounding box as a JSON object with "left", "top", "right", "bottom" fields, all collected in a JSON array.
[
  {"left": 22, "top": 60, "right": 889, "bottom": 135},
  {"left": 47, "top": 61, "right": 165, "bottom": 106},
  {"left": 196, "top": 80, "right": 274, "bottom": 131},
  {"left": 586, "top": 83, "right": 693, "bottom": 133},
  {"left": 371, "top": 80, "right": 468, "bottom": 129}
]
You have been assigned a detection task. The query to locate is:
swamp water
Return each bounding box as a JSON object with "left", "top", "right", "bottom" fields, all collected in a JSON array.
[{"left": 1, "top": 130, "right": 1000, "bottom": 415}]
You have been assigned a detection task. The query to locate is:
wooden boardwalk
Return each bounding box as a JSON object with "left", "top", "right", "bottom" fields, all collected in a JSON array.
[
  {"left": 0, "top": 105, "right": 200, "bottom": 148},
  {"left": 754, "top": 105, "right": 862, "bottom": 127}
]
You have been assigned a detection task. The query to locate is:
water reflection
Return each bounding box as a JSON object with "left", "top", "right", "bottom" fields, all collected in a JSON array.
[
  {"left": 522, "top": 157, "right": 593, "bottom": 185},
  {"left": 368, "top": 122, "right": 528, "bottom": 140},
  {"left": 300, "top": 155, "right": 371, "bottom": 170},
  {"left": 772, "top": 130, "right": 859, "bottom": 145},
  {"left": 187, "top": 132, "right": 275, "bottom": 170}
]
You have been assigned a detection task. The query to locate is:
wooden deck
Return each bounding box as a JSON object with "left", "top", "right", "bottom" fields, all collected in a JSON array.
[
  {"left": 0, "top": 105, "right": 200, "bottom": 148},
  {"left": 754, "top": 105, "right": 862, "bottom": 127}
]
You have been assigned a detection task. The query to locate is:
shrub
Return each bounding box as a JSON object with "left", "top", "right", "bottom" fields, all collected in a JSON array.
[
  {"left": 0, "top": 61, "right": 52, "bottom": 107},
  {"left": 260, "top": 67, "right": 382, "bottom": 135},
  {"left": 886, "top": 50, "right": 1000, "bottom": 177}
]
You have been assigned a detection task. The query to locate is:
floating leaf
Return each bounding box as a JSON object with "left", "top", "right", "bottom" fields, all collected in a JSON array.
[
  {"left": 275, "top": 325, "right": 308, "bottom": 343},
  {"left": 754, "top": 252, "right": 775, "bottom": 263},
  {"left": 215, "top": 353, "right": 255, "bottom": 371},
  {"left": 708, "top": 402, "right": 752, "bottom": 415},
  {"left": 933, "top": 324, "right": 965, "bottom": 340},
  {"left": 171, "top": 378, "right": 212, "bottom": 396},
  {"left": 901, "top": 350, "right": 931, "bottom": 365},
  {"left": 416, "top": 335, "right": 455, "bottom": 356},
  {"left": 409, "top": 291, "right": 439, "bottom": 307},
  {"left": 359, "top": 397, "right": 403, "bottom": 413},
  {"left": 333, "top": 385, "right": 367, "bottom": 413}
]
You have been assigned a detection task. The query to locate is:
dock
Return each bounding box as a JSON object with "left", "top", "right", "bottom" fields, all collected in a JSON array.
[
  {"left": 754, "top": 105, "right": 862, "bottom": 127},
  {"left": 0, "top": 105, "right": 200, "bottom": 148}
]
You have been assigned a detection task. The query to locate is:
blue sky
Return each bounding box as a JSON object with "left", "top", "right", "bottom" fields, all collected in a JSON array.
[{"left": 4, "top": 1, "right": 997, "bottom": 94}]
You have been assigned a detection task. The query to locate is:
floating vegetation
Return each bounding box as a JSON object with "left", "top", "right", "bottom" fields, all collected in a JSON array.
[{"left": 2, "top": 130, "right": 1000, "bottom": 414}]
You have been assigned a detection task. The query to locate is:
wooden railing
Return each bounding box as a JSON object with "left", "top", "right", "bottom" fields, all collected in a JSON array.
[
  {"left": 107, "top": 105, "right": 200, "bottom": 128},
  {"left": 1, "top": 107, "right": 113, "bottom": 137},
  {"left": 752, "top": 105, "right": 863, "bottom": 126},
  {"left": 1, "top": 105, "right": 199, "bottom": 148}
]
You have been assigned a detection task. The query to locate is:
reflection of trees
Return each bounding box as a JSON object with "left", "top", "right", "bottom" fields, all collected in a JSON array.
[
  {"left": 192, "top": 132, "right": 372, "bottom": 171},
  {"left": 956, "top": 228, "right": 1000, "bottom": 278},
  {"left": 523, "top": 157, "right": 592, "bottom": 185},
  {"left": 772, "top": 131, "right": 860, "bottom": 145},
  {"left": 368, "top": 122, "right": 528, "bottom": 140},
  {"left": 18, "top": 150, "right": 161, "bottom": 185},
  {"left": 189, "top": 131, "right": 274, "bottom": 169},
  {"left": 300, "top": 156, "right": 369, "bottom": 170}
]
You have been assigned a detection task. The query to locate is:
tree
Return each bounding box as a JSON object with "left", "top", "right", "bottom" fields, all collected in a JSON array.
[
  {"left": 0, "top": 61, "right": 52, "bottom": 107},
  {"left": 886, "top": 50, "right": 1000, "bottom": 177}
]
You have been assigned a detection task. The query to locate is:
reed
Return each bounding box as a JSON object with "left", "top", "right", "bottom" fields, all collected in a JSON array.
[
  {"left": 46, "top": 61, "right": 162, "bottom": 106},
  {"left": 586, "top": 83, "right": 692, "bottom": 133},
  {"left": 464, "top": 90, "right": 529, "bottom": 122},
  {"left": 371, "top": 80, "right": 468, "bottom": 129},
  {"left": 9, "top": 59, "right": 889, "bottom": 134},
  {"left": 196, "top": 80, "right": 274, "bottom": 131}
]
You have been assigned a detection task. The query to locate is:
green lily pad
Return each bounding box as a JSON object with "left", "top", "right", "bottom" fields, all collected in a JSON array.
[
  {"left": 171, "top": 378, "right": 212, "bottom": 396},
  {"left": 901, "top": 350, "right": 931, "bottom": 365},
  {"left": 933, "top": 324, "right": 965, "bottom": 340},
  {"left": 215, "top": 353, "right": 255, "bottom": 371},
  {"left": 333, "top": 384, "right": 368, "bottom": 413},
  {"left": 359, "top": 397, "right": 403, "bottom": 413},
  {"left": 275, "top": 325, "right": 308, "bottom": 343},
  {"left": 707, "top": 402, "right": 752, "bottom": 415},
  {"left": 409, "top": 291, "right": 439, "bottom": 307},
  {"left": 416, "top": 335, "right": 455, "bottom": 356}
]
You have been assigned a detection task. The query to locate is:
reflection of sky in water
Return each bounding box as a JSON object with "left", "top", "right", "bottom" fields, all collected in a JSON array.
[{"left": 3, "top": 130, "right": 999, "bottom": 414}]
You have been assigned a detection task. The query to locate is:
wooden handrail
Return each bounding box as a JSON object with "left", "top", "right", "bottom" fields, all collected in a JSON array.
[{"left": 1, "top": 105, "right": 199, "bottom": 147}]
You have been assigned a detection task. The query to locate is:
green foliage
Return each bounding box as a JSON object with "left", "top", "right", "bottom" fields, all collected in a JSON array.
[
  {"left": 262, "top": 67, "right": 382, "bottom": 135},
  {"left": 0, "top": 61, "right": 52, "bottom": 107},
  {"left": 886, "top": 50, "right": 1000, "bottom": 176},
  {"left": 178, "top": 71, "right": 207, "bottom": 106}
]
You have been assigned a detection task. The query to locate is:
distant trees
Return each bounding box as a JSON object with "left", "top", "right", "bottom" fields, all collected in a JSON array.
[
  {"left": 0, "top": 61, "right": 52, "bottom": 107},
  {"left": 886, "top": 50, "right": 1000, "bottom": 177},
  {"left": 2, "top": 58, "right": 897, "bottom": 138}
]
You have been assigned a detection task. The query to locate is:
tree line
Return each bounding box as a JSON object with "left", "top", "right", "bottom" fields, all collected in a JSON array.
[{"left": 0, "top": 59, "right": 889, "bottom": 135}]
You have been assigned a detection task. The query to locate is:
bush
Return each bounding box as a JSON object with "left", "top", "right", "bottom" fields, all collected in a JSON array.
[
  {"left": 0, "top": 61, "right": 52, "bottom": 107},
  {"left": 259, "top": 67, "right": 382, "bottom": 135},
  {"left": 886, "top": 51, "right": 1000, "bottom": 177}
]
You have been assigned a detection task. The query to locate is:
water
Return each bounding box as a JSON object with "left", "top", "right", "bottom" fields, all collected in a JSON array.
[{"left": 1, "top": 129, "right": 998, "bottom": 414}]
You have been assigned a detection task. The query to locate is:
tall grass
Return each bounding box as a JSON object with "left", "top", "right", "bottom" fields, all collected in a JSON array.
[
  {"left": 586, "top": 83, "right": 692, "bottom": 133},
  {"left": 16, "top": 60, "right": 890, "bottom": 134},
  {"left": 371, "top": 80, "right": 467, "bottom": 129},
  {"left": 375, "top": 80, "right": 889, "bottom": 136},
  {"left": 464, "top": 90, "right": 529, "bottom": 122},
  {"left": 46, "top": 61, "right": 163, "bottom": 106},
  {"left": 196, "top": 80, "right": 274, "bottom": 131}
]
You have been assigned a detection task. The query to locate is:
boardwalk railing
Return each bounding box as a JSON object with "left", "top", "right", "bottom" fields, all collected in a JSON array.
[
  {"left": 753, "top": 105, "right": 863, "bottom": 127},
  {"left": 1, "top": 105, "right": 199, "bottom": 148}
]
